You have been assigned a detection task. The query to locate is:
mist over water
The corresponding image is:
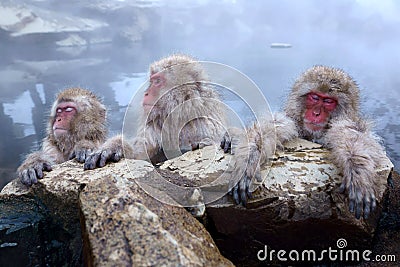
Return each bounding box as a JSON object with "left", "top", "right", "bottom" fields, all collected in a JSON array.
[{"left": 0, "top": 0, "right": 399, "bottom": 189}]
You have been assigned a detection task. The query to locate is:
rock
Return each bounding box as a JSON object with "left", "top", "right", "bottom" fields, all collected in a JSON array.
[
  {"left": 156, "top": 139, "right": 394, "bottom": 265},
  {"left": 0, "top": 3, "right": 107, "bottom": 37},
  {"left": 0, "top": 139, "right": 393, "bottom": 266},
  {"left": 80, "top": 160, "right": 233, "bottom": 266},
  {"left": 0, "top": 160, "right": 233, "bottom": 266}
]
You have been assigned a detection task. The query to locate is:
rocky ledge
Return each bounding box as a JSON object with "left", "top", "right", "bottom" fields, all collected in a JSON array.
[{"left": 0, "top": 138, "right": 394, "bottom": 266}]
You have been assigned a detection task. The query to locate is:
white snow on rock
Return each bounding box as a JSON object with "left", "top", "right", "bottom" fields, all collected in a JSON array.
[{"left": 0, "top": 4, "right": 107, "bottom": 37}]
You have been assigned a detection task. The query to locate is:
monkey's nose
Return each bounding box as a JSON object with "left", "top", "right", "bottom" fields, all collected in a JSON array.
[{"left": 313, "top": 106, "right": 322, "bottom": 116}]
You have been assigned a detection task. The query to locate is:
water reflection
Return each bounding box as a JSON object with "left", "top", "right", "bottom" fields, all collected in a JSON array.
[{"left": 0, "top": 0, "right": 399, "bottom": 189}]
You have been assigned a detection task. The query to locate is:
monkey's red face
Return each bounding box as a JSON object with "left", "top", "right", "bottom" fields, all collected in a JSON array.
[
  {"left": 143, "top": 73, "right": 166, "bottom": 113},
  {"left": 53, "top": 101, "right": 77, "bottom": 137},
  {"left": 303, "top": 92, "right": 337, "bottom": 132}
]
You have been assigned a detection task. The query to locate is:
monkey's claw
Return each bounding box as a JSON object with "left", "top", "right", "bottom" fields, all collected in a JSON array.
[
  {"left": 220, "top": 131, "right": 233, "bottom": 154},
  {"left": 340, "top": 179, "right": 376, "bottom": 219},
  {"left": 84, "top": 152, "right": 101, "bottom": 170},
  {"left": 19, "top": 162, "right": 52, "bottom": 186},
  {"left": 84, "top": 148, "right": 123, "bottom": 170},
  {"left": 70, "top": 148, "right": 93, "bottom": 163},
  {"left": 230, "top": 175, "right": 253, "bottom": 207}
]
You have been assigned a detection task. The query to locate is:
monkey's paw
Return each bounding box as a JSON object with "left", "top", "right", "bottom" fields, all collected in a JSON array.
[
  {"left": 69, "top": 147, "right": 93, "bottom": 163},
  {"left": 84, "top": 146, "right": 123, "bottom": 170},
  {"left": 18, "top": 161, "right": 52, "bottom": 186},
  {"left": 230, "top": 158, "right": 262, "bottom": 207},
  {"left": 220, "top": 127, "right": 245, "bottom": 154},
  {"left": 228, "top": 140, "right": 262, "bottom": 207},
  {"left": 339, "top": 174, "right": 376, "bottom": 219}
]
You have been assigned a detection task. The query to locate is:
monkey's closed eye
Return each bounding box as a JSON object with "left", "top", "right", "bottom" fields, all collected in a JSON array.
[
  {"left": 323, "top": 98, "right": 335, "bottom": 104},
  {"left": 308, "top": 93, "right": 320, "bottom": 101}
]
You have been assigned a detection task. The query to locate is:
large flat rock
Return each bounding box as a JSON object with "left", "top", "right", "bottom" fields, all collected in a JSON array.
[
  {"left": 158, "top": 138, "right": 394, "bottom": 265},
  {"left": 0, "top": 160, "right": 233, "bottom": 266}
]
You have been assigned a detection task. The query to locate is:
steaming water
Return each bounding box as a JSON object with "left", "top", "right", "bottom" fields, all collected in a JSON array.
[{"left": 0, "top": 0, "right": 399, "bottom": 189}]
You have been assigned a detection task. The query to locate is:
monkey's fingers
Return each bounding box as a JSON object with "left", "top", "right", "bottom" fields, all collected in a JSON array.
[
  {"left": 347, "top": 181, "right": 377, "bottom": 219},
  {"left": 339, "top": 177, "right": 351, "bottom": 194},
  {"left": 111, "top": 152, "right": 122, "bottom": 162},
  {"left": 362, "top": 192, "right": 376, "bottom": 219},
  {"left": 192, "top": 143, "right": 200, "bottom": 150},
  {"left": 241, "top": 175, "right": 254, "bottom": 206},
  {"left": 221, "top": 137, "right": 232, "bottom": 154},
  {"left": 246, "top": 176, "right": 253, "bottom": 198},
  {"left": 20, "top": 170, "right": 32, "bottom": 186},
  {"left": 230, "top": 175, "right": 252, "bottom": 207},
  {"left": 76, "top": 149, "right": 92, "bottom": 163},
  {"left": 220, "top": 133, "right": 232, "bottom": 154},
  {"left": 42, "top": 162, "right": 52, "bottom": 172},
  {"left": 35, "top": 166, "right": 44, "bottom": 180},
  {"left": 68, "top": 151, "right": 76, "bottom": 160},
  {"left": 28, "top": 168, "right": 38, "bottom": 185},
  {"left": 239, "top": 177, "right": 249, "bottom": 207},
  {"left": 84, "top": 153, "right": 101, "bottom": 170},
  {"left": 354, "top": 191, "right": 363, "bottom": 219},
  {"left": 99, "top": 150, "right": 112, "bottom": 167},
  {"left": 231, "top": 184, "right": 240, "bottom": 205},
  {"left": 254, "top": 168, "right": 262, "bottom": 183}
]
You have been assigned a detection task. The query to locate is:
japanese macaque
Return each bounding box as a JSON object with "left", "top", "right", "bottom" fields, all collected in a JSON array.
[
  {"left": 84, "top": 54, "right": 226, "bottom": 170},
  {"left": 222, "top": 66, "right": 387, "bottom": 219},
  {"left": 17, "top": 88, "right": 107, "bottom": 186}
]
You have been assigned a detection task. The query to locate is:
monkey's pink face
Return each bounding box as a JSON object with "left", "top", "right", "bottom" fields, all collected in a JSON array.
[
  {"left": 303, "top": 92, "right": 337, "bottom": 132},
  {"left": 53, "top": 101, "right": 77, "bottom": 137},
  {"left": 143, "top": 73, "right": 166, "bottom": 113}
]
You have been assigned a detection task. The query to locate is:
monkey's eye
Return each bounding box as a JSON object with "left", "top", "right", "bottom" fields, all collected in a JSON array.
[
  {"left": 323, "top": 98, "right": 335, "bottom": 104},
  {"left": 65, "top": 107, "right": 74, "bottom": 112},
  {"left": 56, "top": 108, "right": 62, "bottom": 113},
  {"left": 153, "top": 78, "right": 161, "bottom": 84},
  {"left": 308, "top": 93, "right": 320, "bottom": 101}
]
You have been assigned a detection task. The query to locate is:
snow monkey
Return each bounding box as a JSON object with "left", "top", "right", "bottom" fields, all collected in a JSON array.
[
  {"left": 221, "top": 66, "right": 387, "bottom": 219},
  {"left": 84, "top": 54, "right": 227, "bottom": 169},
  {"left": 17, "top": 87, "right": 107, "bottom": 186}
]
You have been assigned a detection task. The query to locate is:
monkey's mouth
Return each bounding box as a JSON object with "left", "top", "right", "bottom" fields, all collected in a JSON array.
[
  {"left": 53, "top": 127, "right": 68, "bottom": 136},
  {"left": 142, "top": 103, "right": 158, "bottom": 112},
  {"left": 303, "top": 120, "right": 326, "bottom": 131}
]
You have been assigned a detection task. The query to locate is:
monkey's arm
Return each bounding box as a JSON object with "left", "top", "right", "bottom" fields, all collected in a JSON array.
[
  {"left": 325, "top": 117, "right": 386, "bottom": 219},
  {"left": 127, "top": 126, "right": 161, "bottom": 161},
  {"left": 17, "top": 140, "right": 59, "bottom": 186},
  {"left": 221, "top": 113, "right": 298, "bottom": 206}
]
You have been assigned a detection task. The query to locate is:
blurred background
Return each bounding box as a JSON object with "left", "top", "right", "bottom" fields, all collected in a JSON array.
[{"left": 0, "top": 0, "right": 399, "bottom": 189}]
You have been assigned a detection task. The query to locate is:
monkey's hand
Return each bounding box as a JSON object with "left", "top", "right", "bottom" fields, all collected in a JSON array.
[
  {"left": 84, "top": 137, "right": 123, "bottom": 170},
  {"left": 229, "top": 147, "right": 262, "bottom": 207},
  {"left": 221, "top": 127, "right": 262, "bottom": 206},
  {"left": 69, "top": 140, "right": 98, "bottom": 163},
  {"left": 339, "top": 169, "right": 376, "bottom": 220},
  {"left": 220, "top": 127, "right": 244, "bottom": 154},
  {"left": 17, "top": 153, "right": 52, "bottom": 186}
]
